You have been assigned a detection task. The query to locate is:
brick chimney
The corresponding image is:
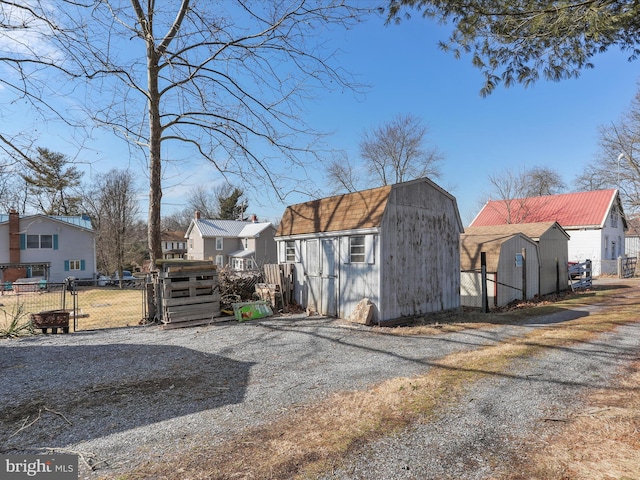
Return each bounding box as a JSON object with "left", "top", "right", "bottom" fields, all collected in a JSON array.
[
  {"left": 250, "top": 214, "right": 258, "bottom": 223},
  {"left": 195, "top": 210, "right": 201, "bottom": 220},
  {"left": 9, "top": 209, "right": 20, "bottom": 264}
]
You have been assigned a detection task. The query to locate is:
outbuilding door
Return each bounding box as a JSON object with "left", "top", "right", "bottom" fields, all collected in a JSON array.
[{"left": 306, "top": 238, "right": 337, "bottom": 316}]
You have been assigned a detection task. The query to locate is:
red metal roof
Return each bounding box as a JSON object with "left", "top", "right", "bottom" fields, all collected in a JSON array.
[{"left": 470, "top": 190, "right": 619, "bottom": 229}]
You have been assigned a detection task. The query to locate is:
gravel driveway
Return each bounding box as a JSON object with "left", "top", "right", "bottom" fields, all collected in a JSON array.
[{"left": 1, "top": 280, "right": 639, "bottom": 479}]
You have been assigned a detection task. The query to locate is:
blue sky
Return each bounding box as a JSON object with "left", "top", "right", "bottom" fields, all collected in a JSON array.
[
  {"left": 4, "top": 6, "right": 639, "bottom": 227},
  {"left": 302, "top": 13, "right": 640, "bottom": 225}
]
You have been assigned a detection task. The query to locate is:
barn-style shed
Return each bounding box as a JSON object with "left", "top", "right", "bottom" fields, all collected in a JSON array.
[
  {"left": 465, "top": 222, "right": 570, "bottom": 295},
  {"left": 275, "top": 178, "right": 464, "bottom": 324},
  {"left": 460, "top": 232, "right": 540, "bottom": 308}
]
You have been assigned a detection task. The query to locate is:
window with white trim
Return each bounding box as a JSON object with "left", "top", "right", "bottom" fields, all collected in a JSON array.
[
  {"left": 215, "top": 255, "right": 224, "bottom": 267},
  {"left": 349, "top": 236, "right": 366, "bottom": 263},
  {"left": 216, "top": 238, "right": 223, "bottom": 250},
  {"left": 68, "top": 260, "right": 82, "bottom": 270},
  {"left": 285, "top": 241, "right": 296, "bottom": 262}
]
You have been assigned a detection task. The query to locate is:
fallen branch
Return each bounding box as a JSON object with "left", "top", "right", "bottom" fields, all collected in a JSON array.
[
  {"left": 43, "top": 406, "right": 72, "bottom": 425},
  {"left": 10, "top": 410, "right": 42, "bottom": 438}
]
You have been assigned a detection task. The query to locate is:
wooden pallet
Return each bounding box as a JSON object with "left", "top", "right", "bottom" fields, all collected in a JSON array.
[{"left": 158, "top": 261, "right": 222, "bottom": 327}]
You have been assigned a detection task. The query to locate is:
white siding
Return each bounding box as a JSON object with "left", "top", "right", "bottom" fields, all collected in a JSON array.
[
  {"left": 21, "top": 219, "right": 96, "bottom": 283},
  {"left": 567, "top": 229, "right": 604, "bottom": 276}
]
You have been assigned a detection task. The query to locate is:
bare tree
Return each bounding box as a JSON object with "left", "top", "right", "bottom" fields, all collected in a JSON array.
[
  {"left": 0, "top": 1, "right": 367, "bottom": 270},
  {"left": 325, "top": 150, "right": 361, "bottom": 194},
  {"left": 360, "top": 113, "right": 443, "bottom": 187},
  {"left": 482, "top": 165, "right": 565, "bottom": 223},
  {"left": 524, "top": 166, "right": 567, "bottom": 197},
  {"left": 186, "top": 185, "right": 219, "bottom": 220},
  {"left": 82, "top": 169, "right": 141, "bottom": 282},
  {"left": 589, "top": 88, "right": 640, "bottom": 215}
]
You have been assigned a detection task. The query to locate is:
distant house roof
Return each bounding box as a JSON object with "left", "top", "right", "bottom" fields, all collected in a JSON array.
[
  {"left": 460, "top": 233, "right": 536, "bottom": 272},
  {"left": 470, "top": 189, "right": 626, "bottom": 230},
  {"left": 277, "top": 185, "right": 393, "bottom": 237},
  {"left": 227, "top": 249, "right": 255, "bottom": 258},
  {"left": 464, "top": 221, "right": 570, "bottom": 241},
  {"left": 162, "top": 230, "right": 186, "bottom": 242},
  {"left": 238, "top": 222, "right": 274, "bottom": 238},
  {"left": 0, "top": 213, "right": 93, "bottom": 231},
  {"left": 186, "top": 219, "right": 273, "bottom": 238}
]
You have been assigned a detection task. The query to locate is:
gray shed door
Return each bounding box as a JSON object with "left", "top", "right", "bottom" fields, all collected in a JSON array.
[{"left": 306, "top": 238, "right": 337, "bottom": 316}]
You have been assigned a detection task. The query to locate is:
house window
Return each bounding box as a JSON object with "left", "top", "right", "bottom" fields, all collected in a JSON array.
[
  {"left": 232, "top": 258, "right": 244, "bottom": 270},
  {"left": 64, "top": 260, "right": 85, "bottom": 272},
  {"left": 285, "top": 241, "right": 296, "bottom": 262},
  {"left": 69, "top": 260, "right": 81, "bottom": 270},
  {"left": 215, "top": 255, "right": 224, "bottom": 267},
  {"left": 244, "top": 238, "right": 248, "bottom": 249},
  {"left": 349, "top": 236, "right": 366, "bottom": 263},
  {"left": 26, "top": 234, "right": 53, "bottom": 249},
  {"left": 216, "top": 238, "right": 223, "bottom": 250},
  {"left": 611, "top": 210, "right": 618, "bottom": 228},
  {"left": 189, "top": 239, "right": 193, "bottom": 249},
  {"left": 31, "top": 266, "right": 46, "bottom": 277}
]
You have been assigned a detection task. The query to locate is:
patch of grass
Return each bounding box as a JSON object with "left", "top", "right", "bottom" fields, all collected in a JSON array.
[
  {"left": 0, "top": 287, "right": 145, "bottom": 332},
  {"left": 502, "top": 358, "right": 640, "bottom": 480},
  {"left": 0, "top": 304, "right": 34, "bottom": 338},
  {"left": 121, "top": 282, "right": 640, "bottom": 480}
]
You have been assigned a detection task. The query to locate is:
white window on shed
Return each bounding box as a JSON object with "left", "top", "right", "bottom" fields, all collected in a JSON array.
[
  {"left": 285, "top": 241, "right": 296, "bottom": 262},
  {"left": 350, "top": 236, "right": 366, "bottom": 263}
]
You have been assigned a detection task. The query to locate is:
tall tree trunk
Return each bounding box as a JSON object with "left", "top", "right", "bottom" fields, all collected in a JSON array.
[{"left": 146, "top": 46, "right": 162, "bottom": 272}]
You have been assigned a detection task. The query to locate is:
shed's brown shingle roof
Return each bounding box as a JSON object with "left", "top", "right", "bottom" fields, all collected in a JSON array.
[
  {"left": 460, "top": 234, "right": 515, "bottom": 271},
  {"left": 464, "top": 221, "right": 569, "bottom": 240},
  {"left": 276, "top": 185, "right": 392, "bottom": 236}
]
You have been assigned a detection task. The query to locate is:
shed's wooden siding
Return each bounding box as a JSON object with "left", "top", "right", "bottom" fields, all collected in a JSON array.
[
  {"left": 537, "top": 229, "right": 569, "bottom": 295},
  {"left": 495, "top": 235, "right": 539, "bottom": 306},
  {"left": 337, "top": 233, "right": 381, "bottom": 320},
  {"left": 379, "top": 181, "right": 461, "bottom": 320}
]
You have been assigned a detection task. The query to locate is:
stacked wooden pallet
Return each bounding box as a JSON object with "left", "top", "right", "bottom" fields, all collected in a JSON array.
[{"left": 158, "top": 261, "right": 222, "bottom": 329}]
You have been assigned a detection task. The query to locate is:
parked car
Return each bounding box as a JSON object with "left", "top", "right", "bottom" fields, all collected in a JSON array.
[{"left": 98, "top": 270, "right": 139, "bottom": 287}]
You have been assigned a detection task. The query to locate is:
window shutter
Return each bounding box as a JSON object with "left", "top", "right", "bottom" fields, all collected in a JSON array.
[
  {"left": 53, "top": 234, "right": 59, "bottom": 250},
  {"left": 20, "top": 234, "right": 26, "bottom": 250},
  {"left": 64, "top": 260, "right": 70, "bottom": 272},
  {"left": 365, "top": 235, "right": 376, "bottom": 264},
  {"left": 80, "top": 260, "right": 86, "bottom": 271}
]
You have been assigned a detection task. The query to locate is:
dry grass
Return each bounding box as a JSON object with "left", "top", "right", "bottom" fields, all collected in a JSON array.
[
  {"left": 74, "top": 287, "right": 146, "bottom": 330},
  {"left": 498, "top": 345, "right": 640, "bottom": 480},
  {"left": 121, "top": 282, "right": 640, "bottom": 480},
  {"left": 0, "top": 286, "right": 145, "bottom": 332}
]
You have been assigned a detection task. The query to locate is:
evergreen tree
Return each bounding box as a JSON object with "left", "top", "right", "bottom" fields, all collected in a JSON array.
[
  {"left": 21, "top": 147, "right": 83, "bottom": 215},
  {"left": 218, "top": 188, "right": 246, "bottom": 220}
]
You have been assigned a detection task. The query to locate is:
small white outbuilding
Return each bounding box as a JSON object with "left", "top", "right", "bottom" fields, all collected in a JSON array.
[{"left": 275, "top": 178, "right": 464, "bottom": 324}]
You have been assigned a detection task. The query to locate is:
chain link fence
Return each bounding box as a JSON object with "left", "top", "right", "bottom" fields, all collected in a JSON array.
[{"left": 0, "top": 279, "right": 146, "bottom": 332}]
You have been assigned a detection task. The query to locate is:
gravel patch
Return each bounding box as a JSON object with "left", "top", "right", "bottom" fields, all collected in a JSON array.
[
  {"left": 322, "top": 321, "right": 640, "bottom": 479},
  {"left": 0, "top": 285, "right": 637, "bottom": 479}
]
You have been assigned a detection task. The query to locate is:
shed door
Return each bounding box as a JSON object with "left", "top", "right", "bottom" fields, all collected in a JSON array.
[
  {"left": 305, "top": 238, "right": 337, "bottom": 316},
  {"left": 320, "top": 239, "right": 337, "bottom": 316}
]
